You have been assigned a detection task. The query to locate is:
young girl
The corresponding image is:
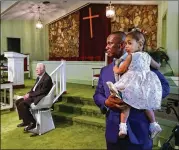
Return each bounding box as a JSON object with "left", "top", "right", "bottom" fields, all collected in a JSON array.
[{"left": 106, "top": 30, "right": 162, "bottom": 139}]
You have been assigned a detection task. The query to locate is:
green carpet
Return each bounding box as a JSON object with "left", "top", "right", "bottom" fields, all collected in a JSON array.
[
  {"left": 1, "top": 111, "right": 106, "bottom": 149},
  {"left": 1, "top": 111, "right": 161, "bottom": 149},
  {"left": 14, "top": 79, "right": 35, "bottom": 96},
  {"left": 2, "top": 81, "right": 106, "bottom": 149},
  {"left": 64, "top": 83, "right": 96, "bottom": 99},
  {"left": 4, "top": 79, "right": 161, "bottom": 149}
]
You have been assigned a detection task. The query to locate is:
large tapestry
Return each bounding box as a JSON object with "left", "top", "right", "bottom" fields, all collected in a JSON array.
[
  {"left": 49, "top": 4, "right": 158, "bottom": 61},
  {"left": 49, "top": 12, "right": 79, "bottom": 59},
  {"left": 49, "top": 4, "right": 110, "bottom": 61},
  {"left": 111, "top": 5, "right": 158, "bottom": 50}
]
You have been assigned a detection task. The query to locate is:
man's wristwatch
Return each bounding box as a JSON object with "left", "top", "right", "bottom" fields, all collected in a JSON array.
[{"left": 101, "top": 105, "right": 109, "bottom": 114}]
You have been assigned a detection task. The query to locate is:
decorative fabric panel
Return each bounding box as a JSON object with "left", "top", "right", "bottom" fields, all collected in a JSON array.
[
  {"left": 49, "top": 11, "right": 79, "bottom": 59},
  {"left": 111, "top": 5, "right": 158, "bottom": 50}
]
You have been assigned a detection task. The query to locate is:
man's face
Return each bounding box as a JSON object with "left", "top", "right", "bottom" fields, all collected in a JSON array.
[
  {"left": 105, "top": 34, "right": 123, "bottom": 58},
  {"left": 36, "top": 66, "right": 44, "bottom": 76}
]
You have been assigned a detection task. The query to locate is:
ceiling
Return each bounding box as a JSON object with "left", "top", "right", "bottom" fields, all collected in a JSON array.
[{"left": 1, "top": 0, "right": 161, "bottom": 24}]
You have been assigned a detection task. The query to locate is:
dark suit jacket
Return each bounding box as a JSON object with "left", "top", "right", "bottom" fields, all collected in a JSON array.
[
  {"left": 93, "top": 61, "right": 170, "bottom": 150},
  {"left": 26, "top": 72, "right": 53, "bottom": 105}
]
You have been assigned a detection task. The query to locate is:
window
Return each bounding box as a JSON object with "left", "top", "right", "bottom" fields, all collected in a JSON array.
[{"left": 7, "top": 37, "right": 21, "bottom": 53}]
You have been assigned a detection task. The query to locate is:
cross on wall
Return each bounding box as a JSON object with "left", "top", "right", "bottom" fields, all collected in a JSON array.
[{"left": 83, "top": 7, "right": 99, "bottom": 38}]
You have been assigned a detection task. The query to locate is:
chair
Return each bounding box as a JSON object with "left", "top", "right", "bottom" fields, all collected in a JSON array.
[
  {"left": 29, "top": 84, "right": 56, "bottom": 135},
  {"left": 92, "top": 68, "right": 101, "bottom": 88},
  {"left": 24, "top": 54, "right": 30, "bottom": 78},
  {"left": 92, "top": 53, "right": 108, "bottom": 88}
]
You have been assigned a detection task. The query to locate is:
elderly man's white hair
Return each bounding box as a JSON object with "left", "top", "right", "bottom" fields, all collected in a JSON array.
[{"left": 36, "top": 63, "right": 46, "bottom": 71}]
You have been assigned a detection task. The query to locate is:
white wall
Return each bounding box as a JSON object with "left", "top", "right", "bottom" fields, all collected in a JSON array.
[
  {"left": 158, "top": 1, "right": 178, "bottom": 76},
  {"left": 1, "top": 20, "right": 48, "bottom": 61},
  {"left": 157, "top": 1, "right": 168, "bottom": 47},
  {"left": 166, "top": 1, "right": 179, "bottom": 76},
  {"left": 31, "top": 61, "right": 105, "bottom": 85}
]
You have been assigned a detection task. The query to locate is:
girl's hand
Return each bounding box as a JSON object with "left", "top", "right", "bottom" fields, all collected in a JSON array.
[{"left": 113, "top": 66, "right": 119, "bottom": 73}]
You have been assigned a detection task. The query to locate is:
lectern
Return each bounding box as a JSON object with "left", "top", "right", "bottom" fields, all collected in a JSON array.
[{"left": 4, "top": 52, "right": 26, "bottom": 88}]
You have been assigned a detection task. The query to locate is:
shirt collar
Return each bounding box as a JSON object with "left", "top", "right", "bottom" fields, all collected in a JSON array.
[
  {"left": 113, "top": 50, "right": 127, "bottom": 61},
  {"left": 38, "top": 72, "right": 45, "bottom": 79}
]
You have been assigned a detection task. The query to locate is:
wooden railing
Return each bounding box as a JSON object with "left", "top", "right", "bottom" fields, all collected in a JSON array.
[{"left": 50, "top": 60, "right": 66, "bottom": 103}]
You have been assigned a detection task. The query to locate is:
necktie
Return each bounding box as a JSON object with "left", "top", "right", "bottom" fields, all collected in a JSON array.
[
  {"left": 33, "top": 77, "right": 40, "bottom": 91},
  {"left": 36, "top": 77, "right": 40, "bottom": 83}
]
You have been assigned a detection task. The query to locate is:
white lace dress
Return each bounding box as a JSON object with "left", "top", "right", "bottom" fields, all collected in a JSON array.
[{"left": 114, "top": 52, "right": 162, "bottom": 110}]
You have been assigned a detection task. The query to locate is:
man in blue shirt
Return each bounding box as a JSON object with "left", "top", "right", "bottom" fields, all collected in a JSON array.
[{"left": 93, "top": 31, "right": 170, "bottom": 150}]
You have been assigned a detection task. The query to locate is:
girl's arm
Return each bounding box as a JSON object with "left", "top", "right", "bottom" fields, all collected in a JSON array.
[
  {"left": 113, "top": 54, "right": 132, "bottom": 74},
  {"left": 150, "top": 58, "right": 161, "bottom": 70}
]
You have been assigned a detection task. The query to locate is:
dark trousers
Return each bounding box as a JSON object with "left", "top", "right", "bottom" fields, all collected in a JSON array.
[
  {"left": 15, "top": 98, "right": 36, "bottom": 124},
  {"left": 107, "top": 138, "right": 151, "bottom": 150}
]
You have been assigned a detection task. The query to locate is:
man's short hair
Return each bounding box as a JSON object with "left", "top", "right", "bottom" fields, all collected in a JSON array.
[
  {"left": 111, "top": 31, "right": 126, "bottom": 44},
  {"left": 36, "top": 63, "right": 46, "bottom": 71}
]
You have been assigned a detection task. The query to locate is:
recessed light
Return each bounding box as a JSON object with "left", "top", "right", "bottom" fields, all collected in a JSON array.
[{"left": 43, "top": 1, "right": 50, "bottom": 5}]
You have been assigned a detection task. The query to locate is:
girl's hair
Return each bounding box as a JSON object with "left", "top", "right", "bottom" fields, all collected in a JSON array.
[{"left": 126, "top": 29, "right": 146, "bottom": 51}]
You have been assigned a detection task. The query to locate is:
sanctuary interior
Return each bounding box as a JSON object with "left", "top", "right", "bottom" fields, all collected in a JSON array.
[{"left": 1, "top": 1, "right": 178, "bottom": 149}]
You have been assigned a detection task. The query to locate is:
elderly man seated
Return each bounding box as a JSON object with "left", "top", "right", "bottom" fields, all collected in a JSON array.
[{"left": 15, "top": 63, "right": 53, "bottom": 132}]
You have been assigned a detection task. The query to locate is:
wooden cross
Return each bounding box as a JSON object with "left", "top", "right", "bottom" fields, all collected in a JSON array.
[{"left": 83, "top": 7, "right": 99, "bottom": 38}]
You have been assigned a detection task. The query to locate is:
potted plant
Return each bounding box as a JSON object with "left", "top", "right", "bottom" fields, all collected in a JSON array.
[
  {"left": 147, "top": 47, "right": 174, "bottom": 76},
  {"left": 147, "top": 47, "right": 169, "bottom": 66},
  {"left": 0, "top": 54, "right": 7, "bottom": 66}
]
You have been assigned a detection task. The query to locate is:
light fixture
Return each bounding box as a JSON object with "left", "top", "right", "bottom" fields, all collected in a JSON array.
[
  {"left": 36, "top": 6, "right": 43, "bottom": 29},
  {"left": 106, "top": 1, "right": 115, "bottom": 18}
]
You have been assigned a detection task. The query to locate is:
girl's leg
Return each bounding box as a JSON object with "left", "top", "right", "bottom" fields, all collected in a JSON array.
[
  {"left": 119, "top": 106, "right": 130, "bottom": 138},
  {"left": 121, "top": 106, "right": 130, "bottom": 123},
  {"left": 145, "top": 109, "right": 155, "bottom": 123},
  {"left": 145, "top": 110, "right": 162, "bottom": 139}
]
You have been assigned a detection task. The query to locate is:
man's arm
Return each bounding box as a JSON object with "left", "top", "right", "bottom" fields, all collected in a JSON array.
[
  {"left": 151, "top": 68, "right": 170, "bottom": 98},
  {"left": 93, "top": 68, "right": 109, "bottom": 114},
  {"left": 93, "top": 68, "right": 126, "bottom": 114}
]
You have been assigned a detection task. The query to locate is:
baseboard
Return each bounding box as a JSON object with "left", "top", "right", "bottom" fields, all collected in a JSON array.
[
  {"left": 13, "top": 84, "right": 25, "bottom": 89},
  {"left": 67, "top": 79, "right": 92, "bottom": 85}
]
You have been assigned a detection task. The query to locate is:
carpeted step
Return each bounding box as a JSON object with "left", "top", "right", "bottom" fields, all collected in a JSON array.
[
  {"left": 61, "top": 95, "right": 96, "bottom": 106},
  {"left": 52, "top": 111, "right": 105, "bottom": 129},
  {"left": 51, "top": 112, "right": 161, "bottom": 150},
  {"left": 54, "top": 102, "right": 105, "bottom": 119},
  {"left": 152, "top": 145, "right": 160, "bottom": 150}
]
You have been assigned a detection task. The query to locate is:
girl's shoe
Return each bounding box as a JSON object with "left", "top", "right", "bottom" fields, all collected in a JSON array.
[
  {"left": 118, "top": 123, "right": 127, "bottom": 138},
  {"left": 106, "top": 81, "right": 121, "bottom": 98},
  {"left": 149, "top": 122, "right": 162, "bottom": 139}
]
